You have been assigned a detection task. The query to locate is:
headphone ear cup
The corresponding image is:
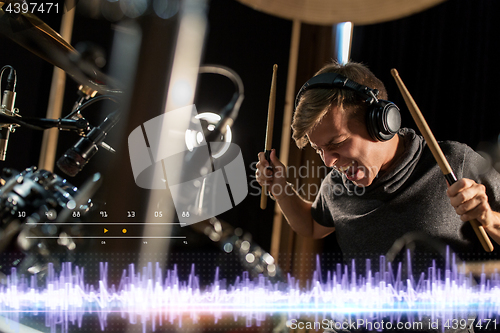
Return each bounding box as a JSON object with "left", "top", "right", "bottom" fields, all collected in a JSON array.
[
  {"left": 366, "top": 105, "right": 380, "bottom": 141},
  {"left": 366, "top": 101, "right": 401, "bottom": 141}
]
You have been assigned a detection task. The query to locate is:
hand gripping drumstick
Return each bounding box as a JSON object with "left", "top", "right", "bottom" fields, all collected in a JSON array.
[
  {"left": 391, "top": 68, "right": 494, "bottom": 252},
  {"left": 260, "top": 64, "right": 278, "bottom": 210}
]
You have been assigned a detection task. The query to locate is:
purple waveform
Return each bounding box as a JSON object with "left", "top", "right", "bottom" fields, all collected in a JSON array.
[{"left": 0, "top": 249, "right": 499, "bottom": 333}]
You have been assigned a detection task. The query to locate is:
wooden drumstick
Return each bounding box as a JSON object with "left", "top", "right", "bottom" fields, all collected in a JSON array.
[
  {"left": 391, "top": 68, "right": 494, "bottom": 252},
  {"left": 260, "top": 64, "right": 278, "bottom": 210}
]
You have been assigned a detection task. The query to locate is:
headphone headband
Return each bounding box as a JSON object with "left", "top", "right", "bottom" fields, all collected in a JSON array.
[{"left": 295, "top": 72, "right": 380, "bottom": 109}]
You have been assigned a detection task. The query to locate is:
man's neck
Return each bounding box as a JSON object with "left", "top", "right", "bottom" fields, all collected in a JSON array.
[{"left": 380, "top": 134, "right": 404, "bottom": 172}]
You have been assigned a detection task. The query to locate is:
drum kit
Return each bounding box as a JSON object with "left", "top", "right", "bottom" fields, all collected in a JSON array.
[
  {"left": 0, "top": 1, "right": 283, "bottom": 286},
  {"left": 0, "top": 1, "right": 122, "bottom": 277}
]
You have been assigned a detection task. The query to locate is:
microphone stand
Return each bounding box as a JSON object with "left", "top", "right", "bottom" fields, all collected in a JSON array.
[
  {"left": 0, "top": 113, "right": 89, "bottom": 132},
  {"left": 18, "top": 116, "right": 89, "bottom": 131}
]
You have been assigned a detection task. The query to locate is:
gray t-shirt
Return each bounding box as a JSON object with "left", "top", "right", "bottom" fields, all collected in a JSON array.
[
  {"left": 311, "top": 128, "right": 498, "bottom": 333},
  {"left": 312, "top": 128, "right": 500, "bottom": 259}
]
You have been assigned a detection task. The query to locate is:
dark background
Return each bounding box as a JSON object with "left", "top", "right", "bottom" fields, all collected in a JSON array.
[{"left": 1, "top": 0, "right": 499, "bottom": 263}]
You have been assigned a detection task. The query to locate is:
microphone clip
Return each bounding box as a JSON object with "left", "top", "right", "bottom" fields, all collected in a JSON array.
[{"left": 0, "top": 91, "right": 20, "bottom": 133}]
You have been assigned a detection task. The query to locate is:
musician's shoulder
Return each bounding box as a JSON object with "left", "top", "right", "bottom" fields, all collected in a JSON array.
[{"left": 439, "top": 140, "right": 470, "bottom": 157}]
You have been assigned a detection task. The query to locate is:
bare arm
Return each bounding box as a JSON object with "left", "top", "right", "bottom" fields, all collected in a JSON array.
[
  {"left": 275, "top": 185, "right": 335, "bottom": 239},
  {"left": 256, "top": 149, "right": 335, "bottom": 239}
]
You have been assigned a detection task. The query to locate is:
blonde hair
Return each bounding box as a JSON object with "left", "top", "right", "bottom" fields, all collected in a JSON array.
[{"left": 292, "top": 61, "right": 387, "bottom": 148}]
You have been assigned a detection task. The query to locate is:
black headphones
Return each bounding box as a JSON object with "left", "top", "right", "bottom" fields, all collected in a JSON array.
[{"left": 295, "top": 72, "right": 401, "bottom": 141}]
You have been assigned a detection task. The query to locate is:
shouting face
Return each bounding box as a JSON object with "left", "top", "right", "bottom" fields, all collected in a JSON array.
[{"left": 307, "top": 105, "right": 401, "bottom": 187}]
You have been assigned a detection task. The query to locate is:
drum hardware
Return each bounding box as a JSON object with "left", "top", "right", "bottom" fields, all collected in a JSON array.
[
  {"left": 0, "top": 61, "right": 116, "bottom": 274},
  {"left": 0, "top": 167, "right": 98, "bottom": 279},
  {"left": 0, "top": 4, "right": 128, "bottom": 287},
  {"left": 190, "top": 217, "right": 284, "bottom": 282}
]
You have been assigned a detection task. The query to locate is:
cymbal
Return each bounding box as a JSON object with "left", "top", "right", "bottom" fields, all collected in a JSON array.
[
  {"left": 0, "top": 1, "right": 77, "bottom": 62},
  {"left": 236, "top": 0, "right": 446, "bottom": 25},
  {"left": 0, "top": 1, "right": 121, "bottom": 95}
]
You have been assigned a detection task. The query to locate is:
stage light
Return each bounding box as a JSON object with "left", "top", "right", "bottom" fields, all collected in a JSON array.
[{"left": 334, "top": 22, "right": 353, "bottom": 65}]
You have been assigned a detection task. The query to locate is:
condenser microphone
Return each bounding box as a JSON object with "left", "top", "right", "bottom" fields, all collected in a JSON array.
[
  {"left": 57, "top": 111, "right": 120, "bottom": 176},
  {"left": 0, "top": 68, "right": 17, "bottom": 161}
]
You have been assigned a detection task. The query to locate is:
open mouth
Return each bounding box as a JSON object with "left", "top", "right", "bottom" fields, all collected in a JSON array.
[
  {"left": 337, "top": 161, "right": 354, "bottom": 173},
  {"left": 336, "top": 161, "right": 362, "bottom": 181}
]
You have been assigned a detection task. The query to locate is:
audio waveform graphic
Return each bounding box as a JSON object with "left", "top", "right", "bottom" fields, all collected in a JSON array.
[{"left": 1, "top": 250, "right": 499, "bottom": 333}]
